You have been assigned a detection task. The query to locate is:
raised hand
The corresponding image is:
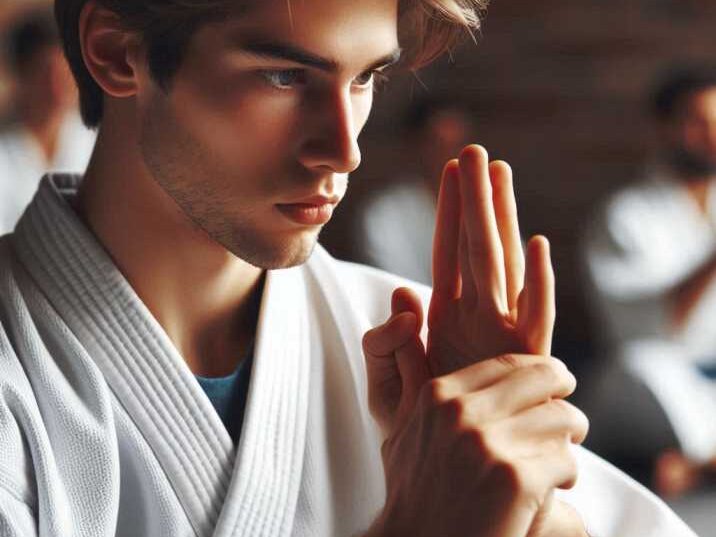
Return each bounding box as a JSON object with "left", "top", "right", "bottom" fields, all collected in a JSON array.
[
  {"left": 428, "top": 145, "right": 555, "bottom": 376},
  {"left": 362, "top": 143, "right": 588, "bottom": 537}
]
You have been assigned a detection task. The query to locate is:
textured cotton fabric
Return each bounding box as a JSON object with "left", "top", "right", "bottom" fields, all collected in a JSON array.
[{"left": 0, "top": 175, "right": 699, "bottom": 536}]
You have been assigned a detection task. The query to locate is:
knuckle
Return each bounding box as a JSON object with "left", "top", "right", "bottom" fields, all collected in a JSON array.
[
  {"left": 567, "top": 403, "right": 590, "bottom": 443},
  {"left": 361, "top": 327, "right": 380, "bottom": 353},
  {"left": 550, "top": 400, "right": 590, "bottom": 444},
  {"left": 531, "top": 361, "right": 557, "bottom": 381},
  {"left": 560, "top": 450, "right": 580, "bottom": 489},
  {"left": 538, "top": 360, "right": 576, "bottom": 394},
  {"left": 495, "top": 353, "right": 523, "bottom": 371}
]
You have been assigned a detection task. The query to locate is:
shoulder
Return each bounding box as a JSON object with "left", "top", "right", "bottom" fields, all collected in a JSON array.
[
  {"left": 601, "top": 179, "right": 680, "bottom": 225},
  {"left": 585, "top": 180, "right": 676, "bottom": 252}
]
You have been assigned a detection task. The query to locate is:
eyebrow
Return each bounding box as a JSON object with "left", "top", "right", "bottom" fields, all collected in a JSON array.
[{"left": 240, "top": 40, "right": 402, "bottom": 73}]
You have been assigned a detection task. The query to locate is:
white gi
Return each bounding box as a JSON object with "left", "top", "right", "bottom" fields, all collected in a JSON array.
[
  {"left": 0, "top": 112, "right": 94, "bottom": 235},
  {"left": 584, "top": 173, "right": 716, "bottom": 461},
  {"left": 0, "top": 175, "right": 697, "bottom": 536}
]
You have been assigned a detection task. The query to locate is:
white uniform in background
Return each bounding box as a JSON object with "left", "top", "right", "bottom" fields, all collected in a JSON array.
[
  {"left": 360, "top": 178, "right": 436, "bottom": 285},
  {"left": 0, "top": 112, "right": 94, "bottom": 235},
  {"left": 584, "top": 172, "right": 716, "bottom": 461},
  {"left": 0, "top": 175, "right": 697, "bottom": 537}
]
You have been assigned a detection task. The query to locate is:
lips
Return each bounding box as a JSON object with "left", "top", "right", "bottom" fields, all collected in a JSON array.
[{"left": 276, "top": 198, "right": 337, "bottom": 226}]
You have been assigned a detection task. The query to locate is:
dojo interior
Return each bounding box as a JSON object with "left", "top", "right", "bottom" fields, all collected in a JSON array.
[{"left": 2, "top": 0, "right": 716, "bottom": 534}]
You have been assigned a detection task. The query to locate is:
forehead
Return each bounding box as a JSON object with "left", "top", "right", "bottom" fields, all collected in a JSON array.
[{"left": 204, "top": 0, "right": 400, "bottom": 65}]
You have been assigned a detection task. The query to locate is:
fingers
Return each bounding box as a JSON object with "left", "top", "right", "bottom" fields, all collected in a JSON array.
[
  {"left": 518, "top": 236, "right": 555, "bottom": 355},
  {"left": 461, "top": 362, "right": 577, "bottom": 423},
  {"left": 490, "top": 161, "right": 525, "bottom": 313},
  {"left": 458, "top": 145, "right": 508, "bottom": 314},
  {"left": 430, "top": 353, "right": 570, "bottom": 401},
  {"left": 432, "top": 161, "right": 461, "bottom": 300},
  {"left": 504, "top": 399, "right": 589, "bottom": 446},
  {"left": 458, "top": 222, "right": 477, "bottom": 299},
  {"left": 522, "top": 446, "right": 580, "bottom": 491},
  {"left": 529, "top": 499, "right": 587, "bottom": 537}
]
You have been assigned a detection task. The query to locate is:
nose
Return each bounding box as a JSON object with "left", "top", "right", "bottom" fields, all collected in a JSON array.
[{"left": 298, "top": 88, "right": 362, "bottom": 174}]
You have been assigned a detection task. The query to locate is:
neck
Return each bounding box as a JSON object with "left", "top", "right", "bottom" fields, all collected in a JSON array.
[{"left": 76, "top": 114, "right": 264, "bottom": 377}]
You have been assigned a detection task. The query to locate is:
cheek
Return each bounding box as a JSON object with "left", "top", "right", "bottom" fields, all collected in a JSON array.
[
  {"left": 354, "top": 91, "right": 374, "bottom": 134},
  {"left": 172, "top": 82, "right": 299, "bottom": 166}
]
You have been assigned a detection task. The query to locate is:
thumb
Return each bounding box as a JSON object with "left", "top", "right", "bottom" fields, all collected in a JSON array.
[
  {"left": 391, "top": 288, "right": 430, "bottom": 425},
  {"left": 363, "top": 311, "right": 419, "bottom": 436}
]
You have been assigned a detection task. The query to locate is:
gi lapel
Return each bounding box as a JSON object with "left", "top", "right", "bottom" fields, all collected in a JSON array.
[
  {"left": 12, "top": 175, "right": 236, "bottom": 537},
  {"left": 213, "top": 265, "right": 311, "bottom": 537}
]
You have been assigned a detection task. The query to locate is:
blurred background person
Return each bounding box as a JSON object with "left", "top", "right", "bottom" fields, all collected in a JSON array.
[
  {"left": 0, "top": 4, "right": 94, "bottom": 235},
  {"left": 358, "top": 96, "right": 474, "bottom": 284},
  {"left": 582, "top": 66, "right": 716, "bottom": 498}
]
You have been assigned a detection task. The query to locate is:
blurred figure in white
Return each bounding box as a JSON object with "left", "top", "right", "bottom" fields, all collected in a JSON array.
[
  {"left": 584, "top": 66, "right": 716, "bottom": 497},
  {"left": 0, "top": 6, "right": 94, "bottom": 235},
  {"left": 360, "top": 97, "right": 473, "bottom": 284}
]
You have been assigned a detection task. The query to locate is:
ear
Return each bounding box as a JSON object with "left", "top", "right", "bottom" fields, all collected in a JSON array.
[{"left": 79, "top": 0, "right": 142, "bottom": 99}]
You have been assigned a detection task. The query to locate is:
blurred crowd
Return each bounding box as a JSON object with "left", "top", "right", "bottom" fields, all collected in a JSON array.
[
  {"left": 0, "top": 2, "right": 94, "bottom": 234},
  {"left": 1, "top": 0, "right": 716, "bottom": 533}
]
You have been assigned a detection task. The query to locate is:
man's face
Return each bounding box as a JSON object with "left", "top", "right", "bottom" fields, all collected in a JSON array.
[
  {"left": 136, "top": 0, "right": 400, "bottom": 268},
  {"left": 668, "top": 87, "right": 716, "bottom": 179}
]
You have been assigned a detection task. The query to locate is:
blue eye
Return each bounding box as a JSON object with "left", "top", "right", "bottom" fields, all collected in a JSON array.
[
  {"left": 354, "top": 71, "right": 375, "bottom": 87},
  {"left": 354, "top": 70, "right": 389, "bottom": 91},
  {"left": 260, "top": 69, "right": 306, "bottom": 89}
]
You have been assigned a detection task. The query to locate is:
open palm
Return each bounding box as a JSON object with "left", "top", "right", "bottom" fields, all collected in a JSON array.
[{"left": 426, "top": 146, "right": 555, "bottom": 377}]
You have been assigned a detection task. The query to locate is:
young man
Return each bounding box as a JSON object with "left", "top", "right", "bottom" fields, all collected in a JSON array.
[
  {"left": 0, "top": 6, "right": 95, "bottom": 234},
  {"left": 0, "top": 0, "right": 696, "bottom": 536}
]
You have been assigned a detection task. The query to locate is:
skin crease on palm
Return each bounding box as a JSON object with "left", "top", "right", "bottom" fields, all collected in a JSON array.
[{"left": 77, "top": 0, "right": 588, "bottom": 535}]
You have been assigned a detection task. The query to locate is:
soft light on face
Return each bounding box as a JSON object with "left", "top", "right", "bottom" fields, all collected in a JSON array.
[
  {"left": 668, "top": 87, "right": 716, "bottom": 178},
  {"left": 136, "top": 0, "right": 400, "bottom": 268},
  {"left": 679, "top": 88, "right": 716, "bottom": 161}
]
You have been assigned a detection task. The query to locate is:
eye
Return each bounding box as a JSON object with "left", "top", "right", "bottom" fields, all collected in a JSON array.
[
  {"left": 259, "top": 69, "right": 307, "bottom": 90},
  {"left": 353, "top": 69, "right": 389, "bottom": 91}
]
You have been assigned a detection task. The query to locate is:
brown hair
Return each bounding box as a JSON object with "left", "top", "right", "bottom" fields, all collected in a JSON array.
[{"left": 54, "top": 0, "right": 488, "bottom": 127}]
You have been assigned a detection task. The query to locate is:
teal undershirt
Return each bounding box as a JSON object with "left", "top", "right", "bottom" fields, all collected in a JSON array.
[{"left": 195, "top": 349, "right": 254, "bottom": 445}]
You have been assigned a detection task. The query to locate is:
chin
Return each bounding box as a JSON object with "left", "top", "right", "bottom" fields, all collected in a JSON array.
[{"left": 220, "top": 229, "right": 320, "bottom": 270}]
